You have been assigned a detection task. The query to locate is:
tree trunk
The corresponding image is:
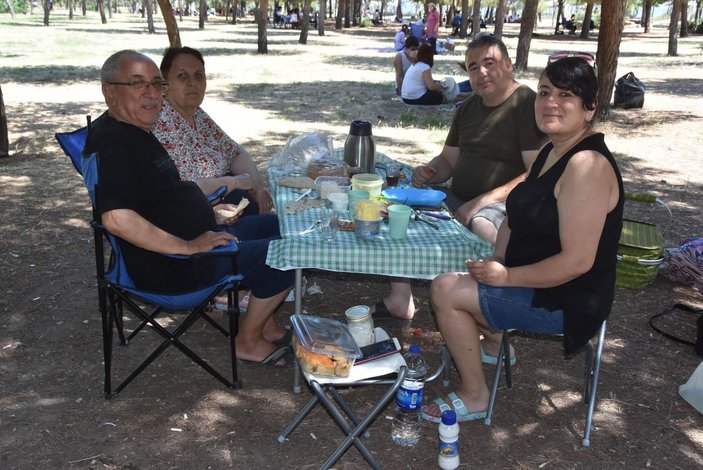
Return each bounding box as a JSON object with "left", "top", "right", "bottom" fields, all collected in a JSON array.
[
  {"left": 255, "top": 0, "right": 268, "bottom": 54},
  {"left": 554, "top": 0, "right": 564, "bottom": 34},
  {"left": 514, "top": 0, "right": 538, "bottom": 71},
  {"left": 643, "top": 0, "right": 652, "bottom": 33},
  {"left": 98, "top": 0, "right": 107, "bottom": 24},
  {"left": 459, "top": 0, "right": 469, "bottom": 37},
  {"left": 471, "top": 0, "right": 481, "bottom": 37},
  {"left": 199, "top": 0, "right": 206, "bottom": 29},
  {"left": 595, "top": 0, "right": 625, "bottom": 121},
  {"left": 580, "top": 1, "right": 594, "bottom": 38},
  {"left": 0, "top": 85, "right": 8, "bottom": 158},
  {"left": 178, "top": 0, "right": 183, "bottom": 21},
  {"left": 157, "top": 0, "right": 182, "bottom": 47},
  {"left": 145, "top": 0, "right": 155, "bottom": 33},
  {"left": 5, "top": 0, "right": 15, "bottom": 18},
  {"left": 107, "top": 0, "right": 113, "bottom": 19},
  {"left": 318, "top": 0, "right": 326, "bottom": 35},
  {"left": 681, "top": 0, "right": 689, "bottom": 37},
  {"left": 494, "top": 0, "right": 506, "bottom": 38},
  {"left": 68, "top": 0, "right": 73, "bottom": 19},
  {"left": 668, "top": 0, "right": 681, "bottom": 56},
  {"left": 336, "top": 0, "right": 343, "bottom": 29},
  {"left": 396, "top": 0, "right": 401, "bottom": 20},
  {"left": 344, "top": 0, "right": 351, "bottom": 28},
  {"left": 695, "top": 0, "right": 701, "bottom": 23},
  {"left": 352, "top": 0, "right": 359, "bottom": 26},
  {"left": 299, "top": 0, "right": 311, "bottom": 44},
  {"left": 43, "top": 0, "right": 50, "bottom": 25},
  {"left": 82, "top": 0, "right": 87, "bottom": 16}
]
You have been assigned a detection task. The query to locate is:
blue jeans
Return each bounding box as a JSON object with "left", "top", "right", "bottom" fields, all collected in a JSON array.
[{"left": 478, "top": 284, "right": 564, "bottom": 334}]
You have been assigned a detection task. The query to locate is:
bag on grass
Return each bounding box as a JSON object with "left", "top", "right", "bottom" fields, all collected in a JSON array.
[
  {"left": 680, "top": 361, "right": 703, "bottom": 415},
  {"left": 614, "top": 72, "right": 645, "bottom": 109}
]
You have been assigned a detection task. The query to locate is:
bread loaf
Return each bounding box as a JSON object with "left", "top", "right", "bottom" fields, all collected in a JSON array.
[{"left": 293, "top": 336, "right": 354, "bottom": 377}]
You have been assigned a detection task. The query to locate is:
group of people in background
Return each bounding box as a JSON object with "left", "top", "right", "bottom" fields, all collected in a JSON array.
[{"left": 89, "top": 28, "right": 622, "bottom": 422}]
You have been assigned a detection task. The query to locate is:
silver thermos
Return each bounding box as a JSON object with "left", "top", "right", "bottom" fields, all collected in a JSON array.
[{"left": 344, "top": 120, "right": 375, "bottom": 174}]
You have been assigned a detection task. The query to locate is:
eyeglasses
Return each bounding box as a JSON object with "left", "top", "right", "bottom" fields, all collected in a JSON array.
[{"left": 107, "top": 79, "right": 170, "bottom": 92}]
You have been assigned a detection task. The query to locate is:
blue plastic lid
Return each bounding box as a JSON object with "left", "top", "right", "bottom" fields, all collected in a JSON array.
[
  {"left": 409, "top": 345, "right": 420, "bottom": 354},
  {"left": 441, "top": 410, "right": 457, "bottom": 425}
]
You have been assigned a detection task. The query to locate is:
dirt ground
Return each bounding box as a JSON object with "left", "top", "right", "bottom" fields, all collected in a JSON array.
[{"left": 1, "top": 12, "right": 703, "bottom": 470}]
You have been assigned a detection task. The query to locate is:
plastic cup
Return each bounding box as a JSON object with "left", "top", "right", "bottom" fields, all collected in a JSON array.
[
  {"left": 318, "top": 207, "right": 338, "bottom": 242},
  {"left": 385, "top": 162, "right": 401, "bottom": 187},
  {"left": 327, "top": 192, "right": 349, "bottom": 213},
  {"left": 388, "top": 204, "right": 412, "bottom": 239},
  {"left": 347, "top": 189, "right": 370, "bottom": 213}
]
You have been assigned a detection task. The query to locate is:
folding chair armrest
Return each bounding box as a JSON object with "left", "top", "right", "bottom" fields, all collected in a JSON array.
[
  {"left": 167, "top": 239, "right": 240, "bottom": 260},
  {"left": 207, "top": 185, "right": 228, "bottom": 205}
]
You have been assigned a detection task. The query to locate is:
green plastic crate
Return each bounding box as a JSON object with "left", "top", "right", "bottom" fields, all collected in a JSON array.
[{"left": 616, "top": 219, "right": 665, "bottom": 288}]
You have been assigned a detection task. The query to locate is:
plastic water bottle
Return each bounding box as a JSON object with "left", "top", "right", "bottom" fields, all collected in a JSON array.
[
  {"left": 438, "top": 410, "right": 460, "bottom": 469},
  {"left": 391, "top": 345, "right": 427, "bottom": 447}
]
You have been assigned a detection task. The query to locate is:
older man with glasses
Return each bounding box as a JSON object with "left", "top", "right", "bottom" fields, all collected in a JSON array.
[{"left": 86, "top": 50, "right": 295, "bottom": 368}]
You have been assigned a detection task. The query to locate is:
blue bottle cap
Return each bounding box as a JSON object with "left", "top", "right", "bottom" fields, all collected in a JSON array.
[
  {"left": 441, "top": 410, "right": 457, "bottom": 425},
  {"left": 409, "top": 345, "right": 420, "bottom": 354}
]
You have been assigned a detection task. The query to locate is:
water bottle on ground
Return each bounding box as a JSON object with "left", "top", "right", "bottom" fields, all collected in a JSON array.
[
  {"left": 438, "top": 410, "right": 460, "bottom": 470},
  {"left": 391, "top": 345, "right": 427, "bottom": 447}
]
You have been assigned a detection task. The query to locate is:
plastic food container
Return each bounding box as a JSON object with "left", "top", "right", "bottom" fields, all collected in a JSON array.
[
  {"left": 291, "top": 314, "right": 362, "bottom": 377},
  {"left": 354, "top": 218, "right": 382, "bottom": 241},
  {"left": 315, "top": 176, "right": 351, "bottom": 199},
  {"left": 351, "top": 173, "right": 384, "bottom": 198}
]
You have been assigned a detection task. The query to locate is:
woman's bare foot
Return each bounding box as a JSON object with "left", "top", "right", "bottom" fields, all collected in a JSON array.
[{"left": 236, "top": 338, "right": 287, "bottom": 366}]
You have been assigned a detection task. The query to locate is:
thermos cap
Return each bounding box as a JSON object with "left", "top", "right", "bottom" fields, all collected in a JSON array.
[{"left": 349, "top": 120, "right": 373, "bottom": 136}]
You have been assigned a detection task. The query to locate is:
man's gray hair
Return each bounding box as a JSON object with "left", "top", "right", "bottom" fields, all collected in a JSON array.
[{"left": 100, "top": 50, "right": 151, "bottom": 83}]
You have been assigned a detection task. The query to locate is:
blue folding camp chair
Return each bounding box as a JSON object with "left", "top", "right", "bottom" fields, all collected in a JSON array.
[{"left": 56, "top": 118, "right": 243, "bottom": 398}]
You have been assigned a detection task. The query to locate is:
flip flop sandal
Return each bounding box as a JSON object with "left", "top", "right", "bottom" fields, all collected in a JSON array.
[
  {"left": 239, "top": 345, "right": 294, "bottom": 369},
  {"left": 370, "top": 301, "right": 413, "bottom": 327},
  {"left": 421, "top": 392, "right": 487, "bottom": 423},
  {"left": 273, "top": 327, "right": 293, "bottom": 347},
  {"left": 480, "top": 344, "right": 517, "bottom": 366}
]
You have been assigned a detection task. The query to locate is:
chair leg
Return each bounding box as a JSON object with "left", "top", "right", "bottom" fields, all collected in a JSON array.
[
  {"left": 485, "top": 330, "right": 510, "bottom": 426},
  {"left": 227, "top": 287, "right": 241, "bottom": 389},
  {"left": 99, "top": 285, "right": 114, "bottom": 399},
  {"left": 582, "top": 321, "right": 606, "bottom": 448}
]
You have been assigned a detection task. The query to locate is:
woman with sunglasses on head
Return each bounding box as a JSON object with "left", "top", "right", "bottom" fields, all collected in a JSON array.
[
  {"left": 153, "top": 46, "right": 272, "bottom": 217},
  {"left": 422, "top": 57, "right": 624, "bottom": 423}
]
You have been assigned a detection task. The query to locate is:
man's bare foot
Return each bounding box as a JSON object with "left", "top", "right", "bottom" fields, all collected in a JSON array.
[{"left": 370, "top": 296, "right": 416, "bottom": 320}]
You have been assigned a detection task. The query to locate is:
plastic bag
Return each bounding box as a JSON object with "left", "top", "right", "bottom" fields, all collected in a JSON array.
[
  {"left": 660, "top": 237, "right": 703, "bottom": 291},
  {"left": 614, "top": 72, "right": 645, "bottom": 109},
  {"left": 680, "top": 361, "right": 703, "bottom": 415},
  {"left": 270, "top": 132, "right": 334, "bottom": 174}
]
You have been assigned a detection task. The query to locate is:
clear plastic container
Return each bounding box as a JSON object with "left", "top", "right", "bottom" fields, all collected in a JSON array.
[
  {"left": 291, "top": 314, "right": 362, "bottom": 377},
  {"left": 315, "top": 176, "right": 351, "bottom": 199}
]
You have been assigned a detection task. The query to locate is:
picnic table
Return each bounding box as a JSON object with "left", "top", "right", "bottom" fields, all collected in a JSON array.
[{"left": 266, "top": 150, "right": 493, "bottom": 313}]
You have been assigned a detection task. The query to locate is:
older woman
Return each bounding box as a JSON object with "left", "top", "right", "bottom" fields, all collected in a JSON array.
[
  {"left": 153, "top": 46, "right": 272, "bottom": 216},
  {"left": 153, "top": 47, "right": 294, "bottom": 363},
  {"left": 401, "top": 44, "right": 447, "bottom": 106},
  {"left": 422, "top": 57, "right": 624, "bottom": 422}
]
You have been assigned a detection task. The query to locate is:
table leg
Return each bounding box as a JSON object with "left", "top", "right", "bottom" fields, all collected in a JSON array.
[{"left": 294, "top": 268, "right": 303, "bottom": 315}]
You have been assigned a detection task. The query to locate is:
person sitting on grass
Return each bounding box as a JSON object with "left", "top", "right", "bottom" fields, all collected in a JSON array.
[
  {"left": 400, "top": 44, "right": 448, "bottom": 106},
  {"left": 421, "top": 56, "right": 623, "bottom": 422},
  {"left": 393, "top": 35, "right": 420, "bottom": 95},
  {"left": 394, "top": 24, "right": 409, "bottom": 51}
]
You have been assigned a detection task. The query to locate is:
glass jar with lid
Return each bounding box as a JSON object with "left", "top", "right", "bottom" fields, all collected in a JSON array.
[{"left": 344, "top": 305, "right": 375, "bottom": 347}]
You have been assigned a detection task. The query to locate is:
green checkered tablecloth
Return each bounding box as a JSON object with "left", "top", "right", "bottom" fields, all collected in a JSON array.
[{"left": 265, "top": 152, "right": 493, "bottom": 279}]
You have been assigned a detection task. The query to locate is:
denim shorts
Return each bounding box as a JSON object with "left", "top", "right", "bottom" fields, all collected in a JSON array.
[{"left": 478, "top": 284, "right": 564, "bottom": 334}]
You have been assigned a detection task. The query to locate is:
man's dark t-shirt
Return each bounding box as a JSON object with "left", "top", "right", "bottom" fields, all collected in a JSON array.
[
  {"left": 445, "top": 85, "right": 546, "bottom": 202},
  {"left": 84, "top": 112, "right": 217, "bottom": 293}
]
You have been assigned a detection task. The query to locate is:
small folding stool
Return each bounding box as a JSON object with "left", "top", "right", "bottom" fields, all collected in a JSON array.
[{"left": 278, "top": 328, "right": 406, "bottom": 470}]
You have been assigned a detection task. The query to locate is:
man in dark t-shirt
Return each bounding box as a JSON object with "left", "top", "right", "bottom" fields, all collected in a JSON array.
[
  {"left": 375, "top": 35, "right": 546, "bottom": 322},
  {"left": 85, "top": 50, "right": 293, "bottom": 367}
]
